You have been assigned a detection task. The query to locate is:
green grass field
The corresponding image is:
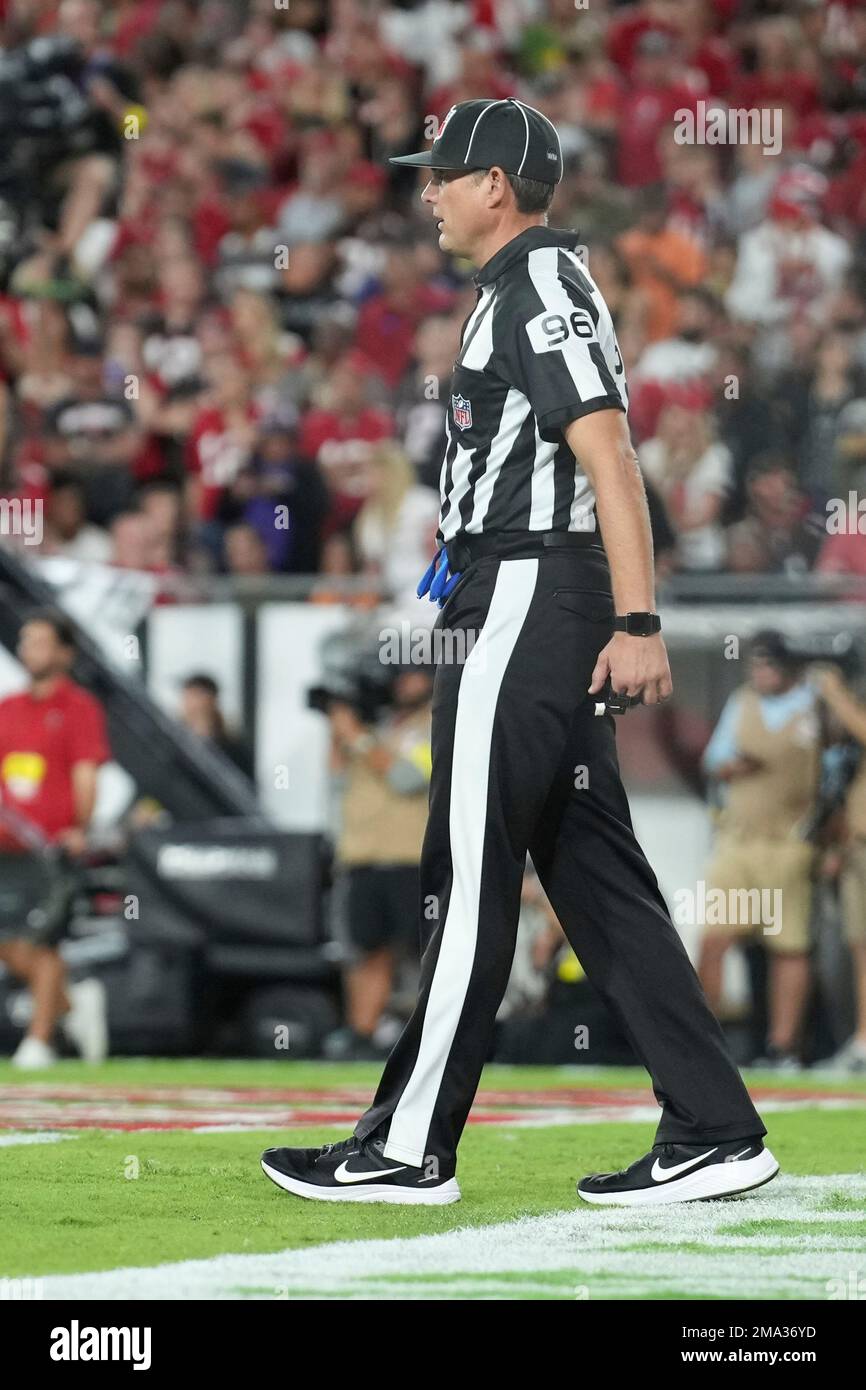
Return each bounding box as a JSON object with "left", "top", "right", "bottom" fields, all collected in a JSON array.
[{"left": 2, "top": 1060, "right": 865, "bottom": 1300}]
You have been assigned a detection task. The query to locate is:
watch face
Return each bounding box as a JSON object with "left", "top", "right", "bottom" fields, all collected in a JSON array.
[{"left": 628, "top": 613, "right": 658, "bottom": 635}]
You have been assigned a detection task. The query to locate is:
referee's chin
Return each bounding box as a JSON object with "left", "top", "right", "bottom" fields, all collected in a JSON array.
[{"left": 436, "top": 224, "right": 462, "bottom": 257}]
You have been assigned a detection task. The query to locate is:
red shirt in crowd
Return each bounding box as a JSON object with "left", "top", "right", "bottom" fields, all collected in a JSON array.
[
  {"left": 354, "top": 285, "right": 455, "bottom": 386},
  {"left": 300, "top": 404, "right": 394, "bottom": 534},
  {"left": 617, "top": 83, "right": 702, "bottom": 187},
  {"left": 0, "top": 678, "right": 111, "bottom": 850},
  {"left": 185, "top": 405, "right": 261, "bottom": 521}
]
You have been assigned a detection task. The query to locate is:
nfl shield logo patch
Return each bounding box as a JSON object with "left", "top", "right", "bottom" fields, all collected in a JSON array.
[{"left": 452, "top": 394, "right": 472, "bottom": 430}]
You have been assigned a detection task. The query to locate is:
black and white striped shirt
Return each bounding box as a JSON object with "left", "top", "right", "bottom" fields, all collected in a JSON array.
[{"left": 436, "top": 225, "right": 628, "bottom": 545}]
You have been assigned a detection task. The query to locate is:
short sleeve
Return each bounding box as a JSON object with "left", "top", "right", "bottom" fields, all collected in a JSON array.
[
  {"left": 498, "top": 275, "right": 626, "bottom": 441},
  {"left": 69, "top": 694, "right": 111, "bottom": 767}
]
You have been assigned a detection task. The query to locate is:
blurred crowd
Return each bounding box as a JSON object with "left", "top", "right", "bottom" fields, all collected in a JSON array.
[{"left": 1, "top": 0, "right": 866, "bottom": 588}]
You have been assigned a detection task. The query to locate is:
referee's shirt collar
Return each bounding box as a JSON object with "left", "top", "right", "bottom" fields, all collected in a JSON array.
[{"left": 472, "top": 226, "right": 582, "bottom": 287}]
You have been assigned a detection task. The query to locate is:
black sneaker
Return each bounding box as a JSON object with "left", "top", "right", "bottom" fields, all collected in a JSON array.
[
  {"left": 260, "top": 1136, "right": 461, "bottom": 1205},
  {"left": 577, "top": 1137, "right": 779, "bottom": 1207}
]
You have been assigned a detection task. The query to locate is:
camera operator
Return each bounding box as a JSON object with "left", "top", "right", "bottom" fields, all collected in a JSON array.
[
  {"left": 325, "top": 666, "right": 433, "bottom": 1061},
  {"left": 698, "top": 631, "right": 821, "bottom": 1069},
  {"left": 809, "top": 662, "right": 866, "bottom": 1073}
]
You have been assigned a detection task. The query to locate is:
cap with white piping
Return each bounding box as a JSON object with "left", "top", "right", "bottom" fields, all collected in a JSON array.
[{"left": 389, "top": 98, "right": 563, "bottom": 186}]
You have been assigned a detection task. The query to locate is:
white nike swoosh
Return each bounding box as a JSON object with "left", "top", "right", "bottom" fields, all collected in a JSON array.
[
  {"left": 727, "top": 1146, "right": 753, "bottom": 1162},
  {"left": 650, "top": 1147, "right": 719, "bottom": 1183},
  {"left": 333, "top": 1160, "right": 407, "bottom": 1184}
]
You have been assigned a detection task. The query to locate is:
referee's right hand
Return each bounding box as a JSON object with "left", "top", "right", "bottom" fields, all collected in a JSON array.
[{"left": 588, "top": 631, "right": 673, "bottom": 708}]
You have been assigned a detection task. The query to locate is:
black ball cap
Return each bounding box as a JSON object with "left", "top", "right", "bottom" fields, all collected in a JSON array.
[{"left": 390, "top": 98, "right": 563, "bottom": 186}]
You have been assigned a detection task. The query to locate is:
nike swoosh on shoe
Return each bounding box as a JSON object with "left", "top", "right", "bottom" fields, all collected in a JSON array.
[
  {"left": 333, "top": 1161, "right": 408, "bottom": 1184},
  {"left": 650, "top": 1147, "right": 718, "bottom": 1183}
]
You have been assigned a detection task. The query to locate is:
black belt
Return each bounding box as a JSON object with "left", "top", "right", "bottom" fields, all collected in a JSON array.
[{"left": 447, "top": 529, "right": 605, "bottom": 570}]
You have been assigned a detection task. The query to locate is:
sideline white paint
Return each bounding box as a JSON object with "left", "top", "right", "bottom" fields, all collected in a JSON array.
[{"left": 29, "top": 1174, "right": 866, "bottom": 1301}]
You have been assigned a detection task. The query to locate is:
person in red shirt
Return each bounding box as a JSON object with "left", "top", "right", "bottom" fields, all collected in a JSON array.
[
  {"left": 0, "top": 611, "right": 111, "bottom": 1069},
  {"left": 353, "top": 246, "right": 455, "bottom": 387},
  {"left": 615, "top": 30, "right": 702, "bottom": 189},
  {"left": 185, "top": 351, "right": 260, "bottom": 557},
  {"left": 299, "top": 352, "right": 395, "bottom": 538}
]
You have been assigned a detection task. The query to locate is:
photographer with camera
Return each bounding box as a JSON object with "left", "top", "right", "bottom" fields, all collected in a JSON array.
[
  {"left": 809, "top": 662, "right": 866, "bottom": 1074},
  {"left": 698, "top": 631, "right": 822, "bottom": 1069},
  {"left": 324, "top": 665, "right": 433, "bottom": 1062}
]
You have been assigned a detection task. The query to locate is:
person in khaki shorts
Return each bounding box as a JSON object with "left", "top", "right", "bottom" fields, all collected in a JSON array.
[
  {"left": 699, "top": 632, "right": 821, "bottom": 1068},
  {"left": 810, "top": 663, "right": 866, "bottom": 1073},
  {"left": 325, "top": 668, "right": 434, "bottom": 1061}
]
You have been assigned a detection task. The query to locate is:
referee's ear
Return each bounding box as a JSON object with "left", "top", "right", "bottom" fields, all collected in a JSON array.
[{"left": 478, "top": 166, "right": 511, "bottom": 209}]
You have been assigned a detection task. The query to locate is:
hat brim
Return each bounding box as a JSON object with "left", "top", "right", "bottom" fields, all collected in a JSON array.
[{"left": 388, "top": 151, "right": 464, "bottom": 169}]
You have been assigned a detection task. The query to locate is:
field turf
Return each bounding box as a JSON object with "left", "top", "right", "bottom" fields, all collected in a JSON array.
[{"left": 1, "top": 1060, "right": 864, "bottom": 1300}]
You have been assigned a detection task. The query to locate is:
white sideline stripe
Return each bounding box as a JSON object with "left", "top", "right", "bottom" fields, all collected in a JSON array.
[
  {"left": 0, "top": 1131, "right": 77, "bottom": 1147},
  {"left": 28, "top": 1175, "right": 866, "bottom": 1301},
  {"left": 383, "top": 560, "right": 539, "bottom": 1166}
]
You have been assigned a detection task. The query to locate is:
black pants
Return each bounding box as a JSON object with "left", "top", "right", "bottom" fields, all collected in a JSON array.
[{"left": 354, "top": 539, "right": 765, "bottom": 1170}]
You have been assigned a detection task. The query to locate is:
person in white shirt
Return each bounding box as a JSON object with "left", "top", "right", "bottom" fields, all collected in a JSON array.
[{"left": 639, "top": 393, "right": 732, "bottom": 571}]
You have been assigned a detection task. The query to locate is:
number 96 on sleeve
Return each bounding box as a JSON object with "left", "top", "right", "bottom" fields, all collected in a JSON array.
[{"left": 525, "top": 307, "right": 595, "bottom": 353}]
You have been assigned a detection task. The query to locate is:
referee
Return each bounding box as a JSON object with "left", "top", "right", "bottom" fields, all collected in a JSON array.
[{"left": 262, "top": 99, "right": 778, "bottom": 1207}]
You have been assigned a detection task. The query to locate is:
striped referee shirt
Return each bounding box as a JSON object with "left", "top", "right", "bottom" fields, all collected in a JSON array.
[{"left": 437, "top": 225, "right": 628, "bottom": 545}]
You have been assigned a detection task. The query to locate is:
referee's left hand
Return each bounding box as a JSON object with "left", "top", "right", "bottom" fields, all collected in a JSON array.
[{"left": 588, "top": 632, "right": 673, "bottom": 708}]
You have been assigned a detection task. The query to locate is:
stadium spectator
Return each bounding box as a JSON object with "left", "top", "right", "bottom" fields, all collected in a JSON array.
[
  {"left": 352, "top": 442, "right": 440, "bottom": 605},
  {"left": 217, "top": 412, "right": 329, "bottom": 574},
  {"left": 772, "top": 329, "right": 865, "bottom": 511},
  {"left": 39, "top": 470, "right": 112, "bottom": 562},
  {"left": 612, "top": 28, "right": 701, "bottom": 191},
  {"left": 815, "top": 468, "right": 866, "bottom": 580},
  {"left": 632, "top": 288, "right": 722, "bottom": 388},
  {"left": 725, "top": 168, "right": 851, "bottom": 362},
  {"left": 220, "top": 522, "right": 266, "bottom": 577},
  {"left": 639, "top": 390, "right": 733, "bottom": 570},
  {"left": 178, "top": 672, "right": 252, "bottom": 780},
  {"left": 617, "top": 183, "right": 708, "bottom": 342},
  {"left": 299, "top": 351, "right": 395, "bottom": 539},
  {"left": 393, "top": 311, "right": 461, "bottom": 491},
  {"left": 184, "top": 350, "right": 259, "bottom": 555},
  {"left": 44, "top": 342, "right": 143, "bottom": 526},
  {"left": 0, "top": 0, "right": 863, "bottom": 589},
  {"left": 136, "top": 476, "right": 182, "bottom": 545},
  {"left": 726, "top": 453, "right": 823, "bottom": 575}
]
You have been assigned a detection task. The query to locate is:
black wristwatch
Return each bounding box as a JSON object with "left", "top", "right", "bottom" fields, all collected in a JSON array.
[{"left": 613, "top": 612, "right": 661, "bottom": 636}]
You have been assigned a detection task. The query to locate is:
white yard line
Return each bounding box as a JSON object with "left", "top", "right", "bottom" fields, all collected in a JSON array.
[
  {"left": 0, "top": 1132, "right": 78, "bottom": 1147},
  {"left": 31, "top": 1174, "right": 866, "bottom": 1301}
]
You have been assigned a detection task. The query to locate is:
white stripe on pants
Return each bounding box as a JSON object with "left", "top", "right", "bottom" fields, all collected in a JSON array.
[{"left": 382, "top": 559, "right": 538, "bottom": 1166}]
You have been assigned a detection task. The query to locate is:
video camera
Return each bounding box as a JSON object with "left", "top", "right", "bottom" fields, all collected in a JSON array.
[{"left": 307, "top": 635, "right": 397, "bottom": 725}]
